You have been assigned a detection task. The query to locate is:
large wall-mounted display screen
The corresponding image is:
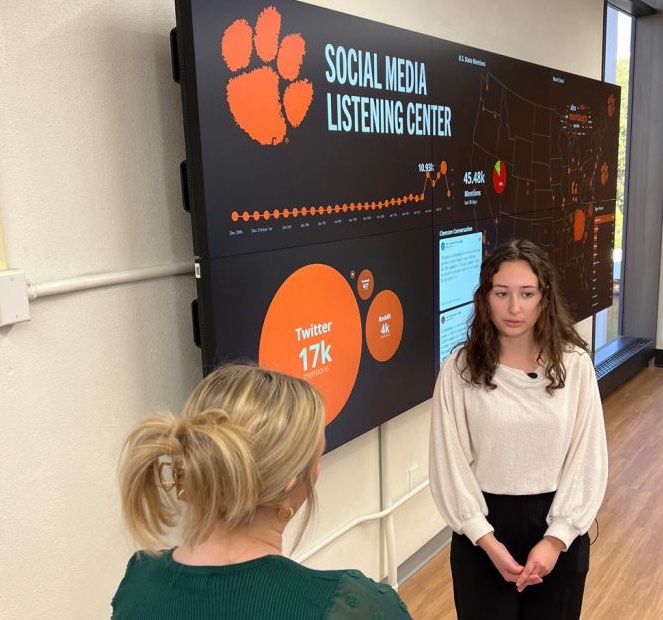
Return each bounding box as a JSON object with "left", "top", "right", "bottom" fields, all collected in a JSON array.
[
  {"left": 196, "top": 229, "right": 433, "bottom": 451},
  {"left": 174, "top": 0, "right": 619, "bottom": 451}
]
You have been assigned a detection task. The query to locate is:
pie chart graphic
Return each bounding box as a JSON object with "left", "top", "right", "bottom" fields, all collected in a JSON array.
[{"left": 493, "top": 160, "right": 507, "bottom": 194}]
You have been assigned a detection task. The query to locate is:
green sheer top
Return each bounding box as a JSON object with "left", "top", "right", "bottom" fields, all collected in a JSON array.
[{"left": 111, "top": 549, "right": 412, "bottom": 619}]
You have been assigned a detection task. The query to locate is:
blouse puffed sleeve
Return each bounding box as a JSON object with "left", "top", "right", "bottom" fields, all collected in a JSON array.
[
  {"left": 429, "top": 351, "right": 494, "bottom": 545},
  {"left": 325, "top": 570, "right": 413, "bottom": 619},
  {"left": 545, "top": 350, "right": 608, "bottom": 549}
]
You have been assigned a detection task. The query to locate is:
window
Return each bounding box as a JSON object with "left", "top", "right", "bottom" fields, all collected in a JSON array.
[{"left": 595, "top": 6, "right": 633, "bottom": 352}]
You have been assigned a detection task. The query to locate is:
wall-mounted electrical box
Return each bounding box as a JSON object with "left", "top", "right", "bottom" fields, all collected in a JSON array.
[{"left": 0, "top": 270, "right": 30, "bottom": 327}]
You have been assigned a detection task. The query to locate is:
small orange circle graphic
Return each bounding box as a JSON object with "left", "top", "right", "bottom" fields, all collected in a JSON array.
[
  {"left": 365, "top": 290, "right": 404, "bottom": 363},
  {"left": 259, "top": 264, "right": 362, "bottom": 425},
  {"left": 356, "top": 269, "right": 375, "bottom": 300}
]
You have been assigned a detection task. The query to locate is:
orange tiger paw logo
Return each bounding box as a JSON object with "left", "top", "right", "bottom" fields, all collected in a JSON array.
[{"left": 221, "top": 6, "right": 313, "bottom": 146}]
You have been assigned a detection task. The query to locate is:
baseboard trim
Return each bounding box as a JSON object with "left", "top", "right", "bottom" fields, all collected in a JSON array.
[{"left": 397, "top": 527, "right": 452, "bottom": 586}]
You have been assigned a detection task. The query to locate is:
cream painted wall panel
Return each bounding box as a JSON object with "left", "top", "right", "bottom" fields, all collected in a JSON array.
[
  {"left": 303, "top": 0, "right": 603, "bottom": 78},
  {"left": 381, "top": 401, "right": 433, "bottom": 505},
  {"left": 278, "top": 432, "right": 384, "bottom": 576},
  {"left": 304, "top": 523, "right": 383, "bottom": 576},
  {"left": 659, "top": 13, "right": 663, "bottom": 349},
  {"left": 576, "top": 316, "right": 595, "bottom": 351},
  {"left": 392, "top": 492, "right": 447, "bottom": 564},
  {"left": 0, "top": 280, "right": 200, "bottom": 619},
  {"left": 381, "top": 400, "right": 447, "bottom": 565},
  {"left": 659, "top": 237, "right": 663, "bottom": 348},
  {"left": 0, "top": 1, "right": 190, "bottom": 281},
  {"left": 289, "top": 430, "right": 382, "bottom": 567}
]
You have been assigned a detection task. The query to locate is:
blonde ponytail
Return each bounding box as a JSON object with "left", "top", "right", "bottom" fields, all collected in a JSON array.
[
  {"left": 118, "top": 364, "right": 325, "bottom": 554},
  {"left": 174, "top": 408, "right": 259, "bottom": 547},
  {"left": 118, "top": 413, "right": 180, "bottom": 553}
]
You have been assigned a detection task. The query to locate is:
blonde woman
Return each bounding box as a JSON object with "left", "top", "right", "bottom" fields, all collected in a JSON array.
[{"left": 112, "top": 364, "right": 412, "bottom": 619}]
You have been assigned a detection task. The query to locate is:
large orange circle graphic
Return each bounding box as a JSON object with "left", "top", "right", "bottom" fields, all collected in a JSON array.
[
  {"left": 259, "top": 264, "right": 362, "bottom": 425},
  {"left": 365, "top": 290, "right": 404, "bottom": 362}
]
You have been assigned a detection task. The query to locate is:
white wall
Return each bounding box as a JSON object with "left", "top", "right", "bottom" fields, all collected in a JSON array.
[
  {"left": 659, "top": 217, "right": 663, "bottom": 348},
  {"left": 0, "top": 1, "right": 604, "bottom": 618},
  {"left": 659, "top": 240, "right": 663, "bottom": 348}
]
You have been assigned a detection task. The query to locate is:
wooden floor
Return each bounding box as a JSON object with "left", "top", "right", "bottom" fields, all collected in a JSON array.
[{"left": 399, "top": 364, "right": 663, "bottom": 619}]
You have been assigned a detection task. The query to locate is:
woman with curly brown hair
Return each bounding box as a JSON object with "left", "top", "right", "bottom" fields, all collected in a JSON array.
[{"left": 429, "top": 239, "right": 608, "bottom": 620}]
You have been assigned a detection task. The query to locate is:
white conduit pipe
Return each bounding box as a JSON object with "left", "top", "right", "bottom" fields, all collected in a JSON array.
[
  {"left": 294, "top": 479, "right": 430, "bottom": 570},
  {"left": 384, "top": 512, "right": 399, "bottom": 589},
  {"left": 27, "top": 262, "right": 194, "bottom": 300}
]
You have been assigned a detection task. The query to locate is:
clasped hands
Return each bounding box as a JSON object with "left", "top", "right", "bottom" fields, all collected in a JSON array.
[{"left": 477, "top": 533, "right": 565, "bottom": 592}]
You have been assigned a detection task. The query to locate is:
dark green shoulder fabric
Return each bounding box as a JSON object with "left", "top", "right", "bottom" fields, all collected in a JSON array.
[
  {"left": 111, "top": 550, "right": 412, "bottom": 620},
  {"left": 323, "top": 570, "right": 412, "bottom": 619}
]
